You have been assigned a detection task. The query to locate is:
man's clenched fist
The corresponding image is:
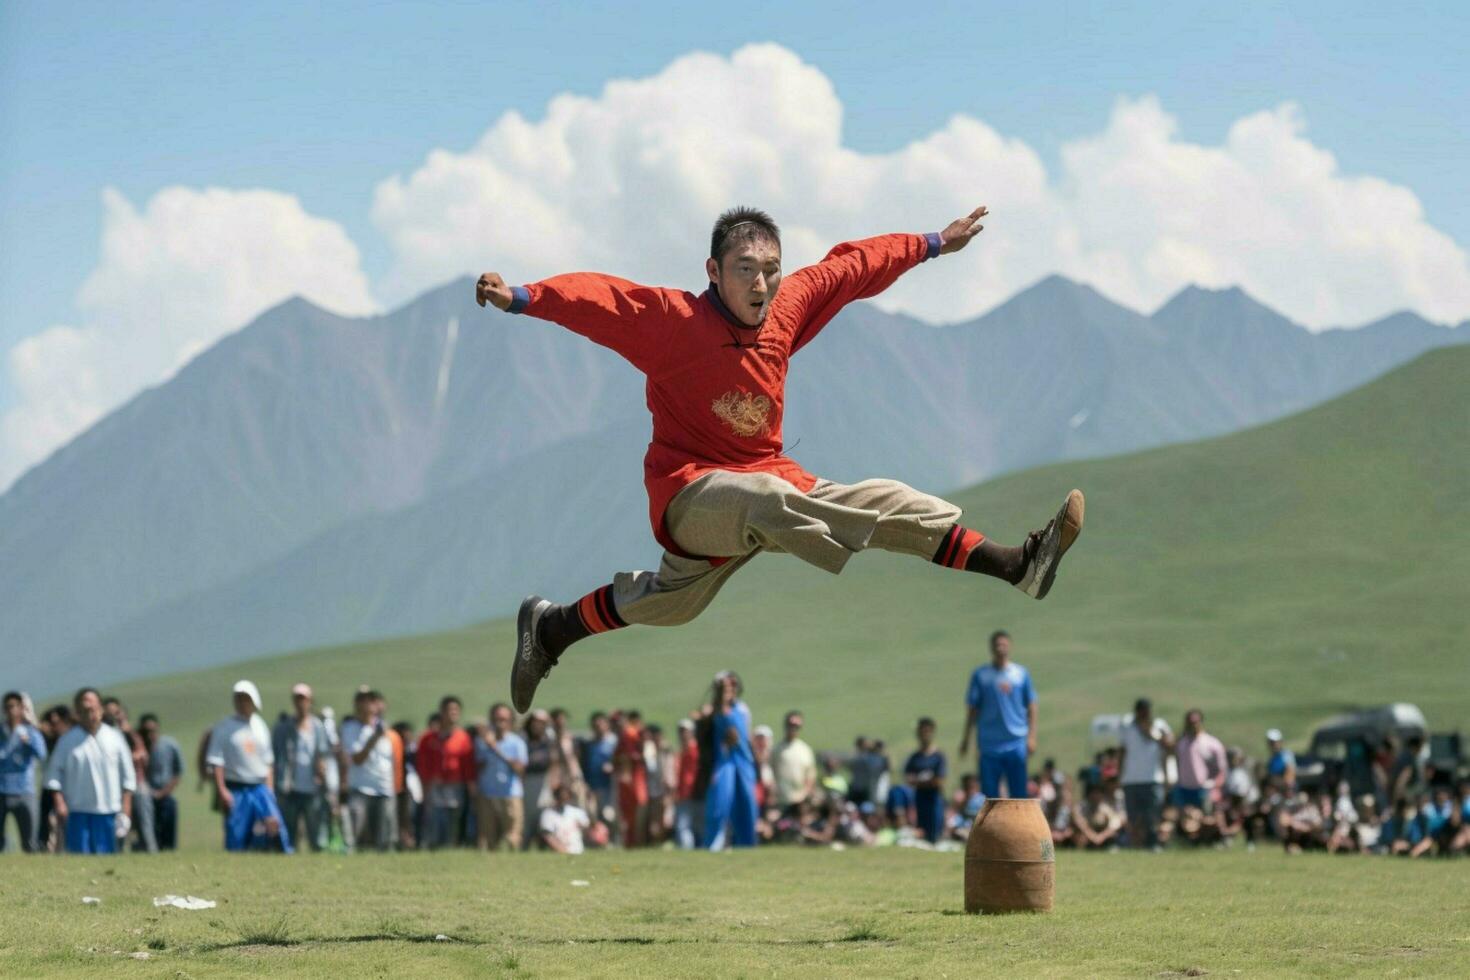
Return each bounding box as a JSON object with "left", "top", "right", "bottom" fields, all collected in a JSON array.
[{"left": 476, "top": 272, "right": 513, "bottom": 310}]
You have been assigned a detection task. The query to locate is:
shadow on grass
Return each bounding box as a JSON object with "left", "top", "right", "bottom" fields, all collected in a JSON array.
[{"left": 199, "top": 928, "right": 901, "bottom": 954}]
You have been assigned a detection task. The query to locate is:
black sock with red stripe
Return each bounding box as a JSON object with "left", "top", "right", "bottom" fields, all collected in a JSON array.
[
  {"left": 932, "top": 525, "right": 1027, "bottom": 584},
  {"left": 537, "top": 584, "right": 628, "bottom": 658}
]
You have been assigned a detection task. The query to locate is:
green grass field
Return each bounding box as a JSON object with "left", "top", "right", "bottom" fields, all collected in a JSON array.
[
  {"left": 9, "top": 350, "right": 1469, "bottom": 978},
  {"left": 3, "top": 848, "right": 1468, "bottom": 978},
  {"left": 87, "top": 347, "right": 1469, "bottom": 850}
]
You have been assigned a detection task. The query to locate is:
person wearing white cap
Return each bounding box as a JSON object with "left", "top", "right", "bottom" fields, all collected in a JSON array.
[
  {"left": 206, "top": 680, "right": 292, "bottom": 852},
  {"left": 1265, "top": 729, "right": 1296, "bottom": 793},
  {"left": 271, "top": 683, "right": 332, "bottom": 851}
]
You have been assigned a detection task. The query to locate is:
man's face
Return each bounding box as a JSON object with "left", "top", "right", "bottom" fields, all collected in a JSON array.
[
  {"left": 492, "top": 707, "right": 513, "bottom": 734},
  {"left": 234, "top": 693, "right": 256, "bottom": 718},
  {"left": 1136, "top": 706, "right": 1152, "bottom": 726},
  {"left": 3, "top": 697, "right": 21, "bottom": 727},
  {"left": 104, "top": 701, "right": 126, "bottom": 727},
  {"left": 1185, "top": 712, "right": 1202, "bottom": 735},
  {"left": 373, "top": 697, "right": 387, "bottom": 720},
  {"left": 139, "top": 719, "right": 159, "bottom": 745},
  {"left": 917, "top": 722, "right": 936, "bottom": 744},
  {"left": 293, "top": 693, "right": 312, "bottom": 716},
  {"left": 991, "top": 635, "right": 1011, "bottom": 663},
  {"left": 707, "top": 238, "right": 782, "bottom": 328},
  {"left": 76, "top": 692, "right": 103, "bottom": 731},
  {"left": 444, "top": 701, "right": 462, "bottom": 726},
  {"left": 785, "top": 715, "right": 802, "bottom": 739},
  {"left": 593, "top": 715, "right": 609, "bottom": 736}
]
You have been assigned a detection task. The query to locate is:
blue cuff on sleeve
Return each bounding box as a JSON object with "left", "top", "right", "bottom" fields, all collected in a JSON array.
[
  {"left": 924, "top": 232, "right": 943, "bottom": 260},
  {"left": 507, "top": 285, "right": 531, "bottom": 314}
]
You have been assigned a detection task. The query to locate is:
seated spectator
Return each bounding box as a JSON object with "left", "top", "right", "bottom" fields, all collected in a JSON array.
[
  {"left": 1279, "top": 792, "right": 1323, "bottom": 853},
  {"left": 539, "top": 783, "right": 591, "bottom": 854},
  {"left": 1382, "top": 798, "right": 1425, "bottom": 856},
  {"left": 1073, "top": 783, "right": 1123, "bottom": 850},
  {"left": 948, "top": 773, "right": 985, "bottom": 841},
  {"left": 1325, "top": 782, "right": 1359, "bottom": 854},
  {"left": 820, "top": 753, "right": 850, "bottom": 801},
  {"left": 1048, "top": 781, "right": 1076, "bottom": 849},
  {"left": 1420, "top": 787, "right": 1456, "bottom": 856},
  {"left": 1354, "top": 795, "right": 1383, "bottom": 853}
]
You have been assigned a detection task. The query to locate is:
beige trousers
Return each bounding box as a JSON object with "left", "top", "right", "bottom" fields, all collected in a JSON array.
[
  {"left": 475, "top": 795, "right": 524, "bottom": 852},
  {"left": 613, "top": 471, "right": 962, "bottom": 627}
]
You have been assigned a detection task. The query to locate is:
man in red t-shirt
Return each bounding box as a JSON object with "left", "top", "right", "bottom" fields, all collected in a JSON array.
[
  {"left": 478, "top": 205, "right": 1084, "bottom": 712},
  {"left": 614, "top": 710, "right": 649, "bottom": 848},
  {"left": 416, "top": 696, "right": 474, "bottom": 848}
]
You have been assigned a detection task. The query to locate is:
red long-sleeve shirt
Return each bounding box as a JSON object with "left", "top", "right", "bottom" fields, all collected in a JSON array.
[{"left": 509, "top": 232, "right": 941, "bottom": 555}]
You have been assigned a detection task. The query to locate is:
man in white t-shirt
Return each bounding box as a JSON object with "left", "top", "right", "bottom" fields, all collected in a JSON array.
[
  {"left": 44, "top": 687, "right": 135, "bottom": 854},
  {"left": 539, "top": 783, "right": 591, "bottom": 854},
  {"left": 339, "top": 688, "right": 397, "bottom": 852},
  {"left": 772, "top": 711, "right": 817, "bottom": 814},
  {"left": 1118, "top": 697, "right": 1174, "bottom": 851},
  {"left": 205, "top": 680, "right": 291, "bottom": 852}
]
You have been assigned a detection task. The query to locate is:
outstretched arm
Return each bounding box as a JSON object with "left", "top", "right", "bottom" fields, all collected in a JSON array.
[
  {"left": 786, "top": 205, "right": 988, "bottom": 353},
  {"left": 477, "top": 270, "right": 682, "bottom": 375}
]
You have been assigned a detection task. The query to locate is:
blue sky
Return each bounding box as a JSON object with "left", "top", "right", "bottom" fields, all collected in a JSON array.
[{"left": 0, "top": 0, "right": 1466, "bottom": 479}]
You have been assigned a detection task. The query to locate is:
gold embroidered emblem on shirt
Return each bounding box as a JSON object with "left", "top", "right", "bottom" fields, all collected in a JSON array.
[{"left": 710, "top": 391, "right": 773, "bottom": 437}]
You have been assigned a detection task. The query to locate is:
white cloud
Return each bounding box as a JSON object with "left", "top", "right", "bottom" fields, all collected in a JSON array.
[
  {"left": 1, "top": 186, "right": 377, "bottom": 489},
  {"left": 6, "top": 43, "right": 1469, "bottom": 490},
  {"left": 372, "top": 43, "right": 1470, "bottom": 329}
]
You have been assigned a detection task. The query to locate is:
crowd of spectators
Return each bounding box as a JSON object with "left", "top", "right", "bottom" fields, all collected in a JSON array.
[{"left": 2, "top": 681, "right": 1466, "bottom": 859}]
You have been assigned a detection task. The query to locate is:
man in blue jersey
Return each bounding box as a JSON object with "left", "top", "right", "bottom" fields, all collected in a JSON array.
[{"left": 958, "top": 630, "right": 1037, "bottom": 799}]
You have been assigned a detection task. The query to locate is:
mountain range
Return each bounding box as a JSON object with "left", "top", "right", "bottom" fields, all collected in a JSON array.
[{"left": 2, "top": 272, "right": 1464, "bottom": 693}]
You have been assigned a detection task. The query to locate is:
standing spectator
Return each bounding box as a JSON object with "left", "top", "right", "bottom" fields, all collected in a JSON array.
[
  {"left": 1225, "top": 747, "right": 1258, "bottom": 806},
  {"left": 1119, "top": 697, "right": 1174, "bottom": 851},
  {"left": 473, "top": 703, "right": 527, "bottom": 851},
  {"left": 673, "top": 718, "right": 702, "bottom": 849},
  {"left": 138, "top": 714, "right": 182, "bottom": 851},
  {"left": 1, "top": 690, "right": 47, "bottom": 852},
  {"left": 549, "top": 707, "right": 585, "bottom": 802},
  {"left": 44, "top": 688, "right": 134, "bottom": 854},
  {"left": 376, "top": 692, "right": 405, "bottom": 845},
  {"left": 644, "top": 724, "right": 674, "bottom": 844},
  {"left": 847, "top": 737, "right": 876, "bottom": 806},
  {"left": 1174, "top": 709, "right": 1228, "bottom": 811},
  {"left": 704, "top": 671, "right": 758, "bottom": 850},
  {"left": 539, "top": 783, "right": 591, "bottom": 854},
  {"left": 339, "top": 689, "right": 396, "bottom": 852},
  {"left": 614, "top": 710, "right": 649, "bottom": 847},
  {"left": 418, "top": 696, "right": 475, "bottom": 849},
  {"left": 958, "top": 630, "right": 1037, "bottom": 799},
  {"left": 102, "top": 698, "right": 157, "bottom": 853},
  {"left": 1265, "top": 729, "right": 1297, "bottom": 794},
  {"left": 37, "top": 705, "right": 73, "bottom": 852},
  {"left": 580, "top": 712, "right": 618, "bottom": 825},
  {"left": 904, "top": 717, "right": 947, "bottom": 844},
  {"left": 772, "top": 711, "right": 817, "bottom": 816},
  {"left": 1390, "top": 736, "right": 1427, "bottom": 806},
  {"left": 271, "top": 684, "right": 331, "bottom": 852},
  {"left": 392, "top": 721, "right": 420, "bottom": 850},
  {"left": 207, "top": 681, "right": 291, "bottom": 853},
  {"left": 523, "top": 710, "right": 556, "bottom": 850}
]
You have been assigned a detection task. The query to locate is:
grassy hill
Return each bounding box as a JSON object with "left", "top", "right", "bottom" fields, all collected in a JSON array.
[{"left": 95, "top": 346, "right": 1468, "bottom": 845}]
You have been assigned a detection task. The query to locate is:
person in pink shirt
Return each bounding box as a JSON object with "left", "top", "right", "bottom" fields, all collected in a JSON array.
[{"left": 1174, "top": 709, "right": 1228, "bottom": 810}]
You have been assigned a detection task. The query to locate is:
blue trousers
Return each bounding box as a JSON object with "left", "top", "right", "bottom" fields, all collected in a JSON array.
[
  {"left": 65, "top": 812, "right": 117, "bottom": 854},
  {"left": 703, "top": 764, "right": 757, "bottom": 850},
  {"left": 980, "top": 745, "right": 1030, "bottom": 799},
  {"left": 225, "top": 783, "right": 293, "bottom": 853}
]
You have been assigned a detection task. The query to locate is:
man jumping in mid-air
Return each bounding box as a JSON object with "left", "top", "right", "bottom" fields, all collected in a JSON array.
[{"left": 476, "top": 205, "right": 1084, "bottom": 712}]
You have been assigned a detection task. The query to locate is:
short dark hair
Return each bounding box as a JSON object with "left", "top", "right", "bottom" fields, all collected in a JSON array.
[
  {"left": 45, "top": 704, "right": 73, "bottom": 724},
  {"left": 139, "top": 713, "right": 159, "bottom": 727},
  {"left": 440, "top": 695, "right": 461, "bottom": 711},
  {"left": 2, "top": 691, "right": 20, "bottom": 706},
  {"left": 784, "top": 711, "right": 803, "bottom": 725},
  {"left": 710, "top": 206, "right": 780, "bottom": 262},
  {"left": 1186, "top": 708, "right": 1203, "bottom": 723},
  {"left": 102, "top": 695, "right": 121, "bottom": 708},
  {"left": 489, "top": 701, "right": 510, "bottom": 716},
  {"left": 74, "top": 687, "right": 101, "bottom": 707},
  {"left": 591, "top": 711, "right": 608, "bottom": 724},
  {"left": 989, "top": 629, "right": 1011, "bottom": 647},
  {"left": 1134, "top": 697, "right": 1152, "bottom": 714},
  {"left": 917, "top": 716, "right": 936, "bottom": 729}
]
